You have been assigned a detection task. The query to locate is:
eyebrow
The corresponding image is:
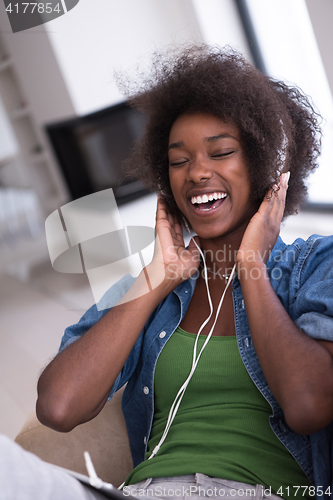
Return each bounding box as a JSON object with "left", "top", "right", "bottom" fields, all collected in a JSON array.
[{"left": 168, "top": 133, "right": 238, "bottom": 151}]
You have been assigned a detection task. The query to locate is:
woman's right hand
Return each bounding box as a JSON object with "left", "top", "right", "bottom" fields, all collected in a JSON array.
[
  {"left": 36, "top": 195, "right": 200, "bottom": 432},
  {"left": 149, "top": 195, "right": 201, "bottom": 286}
]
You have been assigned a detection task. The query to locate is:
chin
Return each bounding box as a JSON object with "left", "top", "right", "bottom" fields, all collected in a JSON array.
[{"left": 191, "top": 224, "right": 229, "bottom": 240}]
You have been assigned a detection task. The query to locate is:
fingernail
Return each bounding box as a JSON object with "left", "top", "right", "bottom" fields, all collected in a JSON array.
[{"left": 282, "top": 171, "right": 290, "bottom": 186}]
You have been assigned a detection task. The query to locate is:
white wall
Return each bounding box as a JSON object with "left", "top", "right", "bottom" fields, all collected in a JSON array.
[
  {"left": 247, "top": 0, "right": 333, "bottom": 204},
  {"left": 191, "top": 0, "right": 252, "bottom": 62},
  {"left": 44, "top": 0, "right": 253, "bottom": 116},
  {"left": 0, "top": 4, "right": 76, "bottom": 126},
  {"left": 0, "top": 95, "right": 17, "bottom": 162},
  {"left": 45, "top": 0, "right": 203, "bottom": 115},
  {"left": 0, "top": 0, "right": 253, "bottom": 250},
  {"left": 306, "top": 0, "right": 333, "bottom": 100},
  {"left": 0, "top": 3, "right": 76, "bottom": 204},
  {"left": 2, "top": 0, "right": 332, "bottom": 206}
]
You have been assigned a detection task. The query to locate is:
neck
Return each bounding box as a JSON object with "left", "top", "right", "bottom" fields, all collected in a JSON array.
[{"left": 197, "top": 233, "right": 242, "bottom": 269}]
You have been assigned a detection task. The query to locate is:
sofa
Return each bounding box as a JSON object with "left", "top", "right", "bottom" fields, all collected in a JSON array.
[{"left": 15, "top": 386, "right": 133, "bottom": 488}]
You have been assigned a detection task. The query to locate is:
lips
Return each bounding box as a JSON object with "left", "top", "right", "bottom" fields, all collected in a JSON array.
[
  {"left": 189, "top": 191, "right": 227, "bottom": 212},
  {"left": 194, "top": 198, "right": 225, "bottom": 211},
  {"left": 188, "top": 191, "right": 228, "bottom": 215},
  {"left": 190, "top": 192, "right": 227, "bottom": 205}
]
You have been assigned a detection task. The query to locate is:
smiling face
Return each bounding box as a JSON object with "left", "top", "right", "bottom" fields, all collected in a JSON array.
[{"left": 168, "top": 113, "right": 259, "bottom": 242}]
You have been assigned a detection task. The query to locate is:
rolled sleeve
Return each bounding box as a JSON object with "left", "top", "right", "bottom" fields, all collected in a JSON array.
[
  {"left": 58, "top": 274, "right": 138, "bottom": 398},
  {"left": 295, "top": 312, "right": 333, "bottom": 341},
  {"left": 292, "top": 235, "right": 333, "bottom": 342},
  {"left": 59, "top": 274, "right": 136, "bottom": 353}
]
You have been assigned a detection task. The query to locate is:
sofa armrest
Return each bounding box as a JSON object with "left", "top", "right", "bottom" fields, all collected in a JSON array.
[{"left": 15, "top": 387, "right": 133, "bottom": 488}]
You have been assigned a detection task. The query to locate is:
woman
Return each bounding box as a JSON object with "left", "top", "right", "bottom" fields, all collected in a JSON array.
[{"left": 34, "top": 46, "right": 333, "bottom": 499}]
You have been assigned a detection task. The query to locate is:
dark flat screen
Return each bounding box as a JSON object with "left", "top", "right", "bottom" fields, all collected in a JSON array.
[{"left": 45, "top": 102, "right": 149, "bottom": 204}]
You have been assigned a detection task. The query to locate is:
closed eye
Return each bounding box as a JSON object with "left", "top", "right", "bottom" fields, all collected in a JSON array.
[
  {"left": 211, "top": 151, "right": 235, "bottom": 158},
  {"left": 169, "top": 159, "right": 188, "bottom": 167},
  {"left": 169, "top": 151, "right": 235, "bottom": 166}
]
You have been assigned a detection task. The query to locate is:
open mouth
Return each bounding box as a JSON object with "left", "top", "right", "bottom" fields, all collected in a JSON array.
[{"left": 190, "top": 192, "right": 227, "bottom": 212}]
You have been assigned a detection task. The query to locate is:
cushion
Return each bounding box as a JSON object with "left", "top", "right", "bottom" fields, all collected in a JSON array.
[{"left": 15, "top": 387, "right": 133, "bottom": 487}]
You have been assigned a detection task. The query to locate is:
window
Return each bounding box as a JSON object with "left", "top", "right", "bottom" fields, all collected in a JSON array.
[{"left": 246, "top": 0, "right": 333, "bottom": 206}]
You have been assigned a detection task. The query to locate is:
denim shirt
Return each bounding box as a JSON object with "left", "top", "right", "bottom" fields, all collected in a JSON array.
[{"left": 59, "top": 234, "right": 333, "bottom": 497}]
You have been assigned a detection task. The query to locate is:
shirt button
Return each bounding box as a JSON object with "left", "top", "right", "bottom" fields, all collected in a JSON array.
[
  {"left": 143, "top": 436, "right": 147, "bottom": 445},
  {"left": 244, "top": 338, "right": 249, "bottom": 348},
  {"left": 143, "top": 386, "right": 149, "bottom": 395},
  {"left": 159, "top": 331, "right": 166, "bottom": 338}
]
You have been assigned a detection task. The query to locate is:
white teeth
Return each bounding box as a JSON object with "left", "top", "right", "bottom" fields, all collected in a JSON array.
[{"left": 190, "top": 192, "right": 227, "bottom": 204}]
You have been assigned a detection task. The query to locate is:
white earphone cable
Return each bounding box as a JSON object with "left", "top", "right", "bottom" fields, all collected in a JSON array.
[{"left": 149, "top": 233, "right": 236, "bottom": 460}]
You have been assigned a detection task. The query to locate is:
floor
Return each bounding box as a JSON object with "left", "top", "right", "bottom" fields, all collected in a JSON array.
[{"left": 0, "top": 207, "right": 332, "bottom": 440}]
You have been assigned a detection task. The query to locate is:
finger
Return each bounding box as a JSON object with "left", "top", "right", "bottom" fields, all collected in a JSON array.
[
  {"left": 156, "top": 195, "right": 166, "bottom": 222},
  {"left": 156, "top": 197, "right": 175, "bottom": 233},
  {"left": 157, "top": 195, "right": 176, "bottom": 228},
  {"left": 261, "top": 170, "right": 290, "bottom": 218},
  {"left": 156, "top": 197, "right": 185, "bottom": 252},
  {"left": 157, "top": 196, "right": 182, "bottom": 236},
  {"left": 270, "top": 172, "right": 289, "bottom": 222},
  {"left": 172, "top": 217, "right": 184, "bottom": 239},
  {"left": 167, "top": 212, "right": 181, "bottom": 241},
  {"left": 257, "top": 184, "right": 278, "bottom": 219},
  {"left": 281, "top": 171, "right": 290, "bottom": 188},
  {"left": 156, "top": 194, "right": 168, "bottom": 219}
]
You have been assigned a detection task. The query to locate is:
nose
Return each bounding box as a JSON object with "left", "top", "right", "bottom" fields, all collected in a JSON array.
[{"left": 186, "top": 156, "right": 213, "bottom": 183}]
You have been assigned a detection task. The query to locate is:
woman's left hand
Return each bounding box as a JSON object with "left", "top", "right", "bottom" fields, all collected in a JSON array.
[
  {"left": 235, "top": 170, "right": 333, "bottom": 435},
  {"left": 237, "top": 171, "right": 290, "bottom": 267}
]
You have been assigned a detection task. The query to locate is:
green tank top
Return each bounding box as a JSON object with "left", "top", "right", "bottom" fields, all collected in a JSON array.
[{"left": 125, "top": 328, "right": 312, "bottom": 498}]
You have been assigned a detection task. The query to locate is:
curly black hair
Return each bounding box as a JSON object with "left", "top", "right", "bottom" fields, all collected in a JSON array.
[{"left": 121, "top": 45, "right": 322, "bottom": 220}]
